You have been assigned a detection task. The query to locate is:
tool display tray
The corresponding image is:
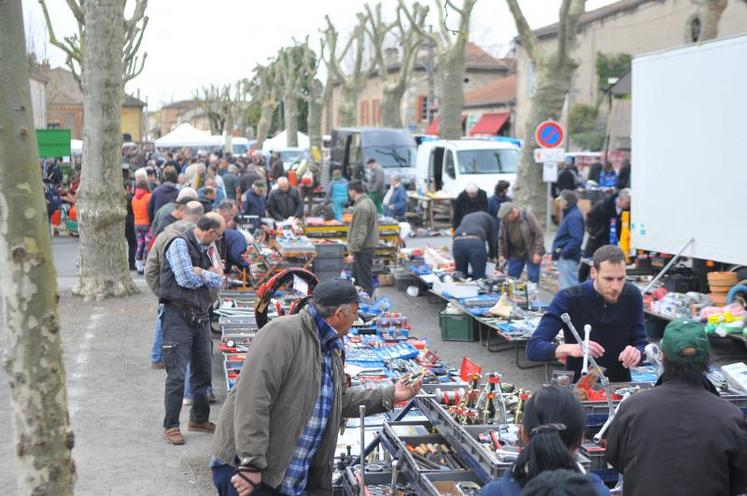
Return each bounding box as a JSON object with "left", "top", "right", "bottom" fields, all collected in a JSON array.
[
  {"left": 580, "top": 442, "right": 608, "bottom": 470},
  {"left": 420, "top": 470, "right": 483, "bottom": 496},
  {"left": 459, "top": 425, "right": 513, "bottom": 475},
  {"left": 381, "top": 422, "right": 471, "bottom": 485},
  {"left": 722, "top": 394, "right": 747, "bottom": 415},
  {"left": 410, "top": 397, "right": 495, "bottom": 483},
  {"left": 341, "top": 466, "right": 415, "bottom": 496}
]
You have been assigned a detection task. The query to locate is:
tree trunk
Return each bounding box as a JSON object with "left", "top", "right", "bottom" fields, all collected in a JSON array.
[
  {"left": 0, "top": 1, "right": 76, "bottom": 493},
  {"left": 73, "top": 0, "right": 138, "bottom": 300},
  {"left": 381, "top": 83, "right": 405, "bottom": 128},
  {"left": 699, "top": 0, "right": 728, "bottom": 41},
  {"left": 283, "top": 92, "right": 299, "bottom": 147},
  {"left": 338, "top": 83, "right": 358, "bottom": 127},
  {"left": 307, "top": 80, "right": 323, "bottom": 151},
  {"left": 439, "top": 48, "right": 467, "bottom": 139},
  {"left": 256, "top": 99, "right": 274, "bottom": 150},
  {"left": 514, "top": 57, "right": 577, "bottom": 221},
  {"left": 322, "top": 75, "right": 334, "bottom": 134}
]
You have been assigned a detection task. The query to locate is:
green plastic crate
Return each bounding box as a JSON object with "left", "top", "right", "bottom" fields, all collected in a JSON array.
[{"left": 439, "top": 311, "right": 478, "bottom": 342}]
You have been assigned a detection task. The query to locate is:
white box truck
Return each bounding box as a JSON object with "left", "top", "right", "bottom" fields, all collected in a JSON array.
[{"left": 631, "top": 34, "right": 747, "bottom": 267}]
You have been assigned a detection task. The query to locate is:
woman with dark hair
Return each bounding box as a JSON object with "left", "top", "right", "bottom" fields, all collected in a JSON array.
[
  {"left": 487, "top": 180, "right": 511, "bottom": 232},
  {"left": 479, "top": 386, "right": 609, "bottom": 496}
]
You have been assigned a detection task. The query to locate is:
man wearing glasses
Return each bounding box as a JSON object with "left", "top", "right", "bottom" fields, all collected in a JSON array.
[{"left": 159, "top": 212, "right": 225, "bottom": 445}]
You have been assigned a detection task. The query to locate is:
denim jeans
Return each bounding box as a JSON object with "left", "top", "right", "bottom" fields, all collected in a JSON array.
[
  {"left": 161, "top": 303, "right": 212, "bottom": 428},
  {"left": 558, "top": 257, "right": 580, "bottom": 290},
  {"left": 452, "top": 238, "right": 487, "bottom": 279},
  {"left": 507, "top": 257, "right": 540, "bottom": 283},
  {"left": 151, "top": 304, "right": 164, "bottom": 364},
  {"left": 212, "top": 464, "right": 280, "bottom": 496}
]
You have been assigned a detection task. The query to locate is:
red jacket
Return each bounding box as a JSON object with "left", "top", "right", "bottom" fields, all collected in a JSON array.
[{"left": 131, "top": 188, "right": 151, "bottom": 226}]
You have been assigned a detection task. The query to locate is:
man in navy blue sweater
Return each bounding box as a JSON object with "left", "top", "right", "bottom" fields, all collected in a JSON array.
[
  {"left": 552, "top": 190, "right": 585, "bottom": 290},
  {"left": 527, "top": 245, "right": 647, "bottom": 382}
]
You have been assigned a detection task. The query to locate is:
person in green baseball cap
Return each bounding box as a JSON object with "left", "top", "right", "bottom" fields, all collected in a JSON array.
[{"left": 606, "top": 318, "right": 747, "bottom": 496}]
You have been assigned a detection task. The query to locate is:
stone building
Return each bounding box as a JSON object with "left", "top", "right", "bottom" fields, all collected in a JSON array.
[
  {"left": 157, "top": 99, "right": 211, "bottom": 137},
  {"left": 514, "top": 0, "right": 747, "bottom": 148},
  {"left": 44, "top": 66, "right": 146, "bottom": 141},
  {"left": 29, "top": 68, "right": 48, "bottom": 130},
  {"left": 326, "top": 42, "right": 514, "bottom": 134}
]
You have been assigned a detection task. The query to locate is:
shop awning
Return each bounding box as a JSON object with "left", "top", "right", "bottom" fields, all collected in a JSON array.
[
  {"left": 424, "top": 115, "right": 467, "bottom": 136},
  {"left": 469, "top": 112, "right": 510, "bottom": 136},
  {"left": 425, "top": 117, "right": 440, "bottom": 135}
]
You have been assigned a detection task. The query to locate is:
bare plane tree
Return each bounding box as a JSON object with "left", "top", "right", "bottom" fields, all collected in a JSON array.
[
  {"left": 253, "top": 64, "right": 281, "bottom": 150},
  {"left": 404, "top": 0, "right": 477, "bottom": 139},
  {"left": 323, "top": 12, "right": 370, "bottom": 127},
  {"left": 365, "top": 2, "right": 429, "bottom": 128},
  {"left": 507, "top": 0, "right": 586, "bottom": 221},
  {"left": 39, "top": 0, "right": 149, "bottom": 300},
  {"left": 1, "top": 1, "right": 75, "bottom": 493}
]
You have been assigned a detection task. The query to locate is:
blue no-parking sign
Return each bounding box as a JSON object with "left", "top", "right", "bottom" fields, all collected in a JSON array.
[{"left": 535, "top": 120, "right": 565, "bottom": 148}]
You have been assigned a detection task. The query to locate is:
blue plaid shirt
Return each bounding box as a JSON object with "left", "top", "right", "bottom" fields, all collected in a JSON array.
[{"left": 279, "top": 305, "right": 343, "bottom": 496}]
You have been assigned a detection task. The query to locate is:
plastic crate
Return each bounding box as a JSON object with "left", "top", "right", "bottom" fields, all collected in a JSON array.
[
  {"left": 316, "top": 268, "right": 342, "bottom": 282},
  {"left": 315, "top": 243, "right": 346, "bottom": 258},
  {"left": 314, "top": 256, "right": 344, "bottom": 272},
  {"left": 439, "top": 312, "right": 478, "bottom": 342}
]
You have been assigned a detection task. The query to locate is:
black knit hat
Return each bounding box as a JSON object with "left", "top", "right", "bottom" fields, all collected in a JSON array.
[{"left": 312, "top": 278, "right": 360, "bottom": 307}]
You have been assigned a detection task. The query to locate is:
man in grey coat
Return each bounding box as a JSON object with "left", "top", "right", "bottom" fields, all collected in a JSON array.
[
  {"left": 365, "top": 159, "right": 386, "bottom": 213},
  {"left": 210, "top": 278, "right": 422, "bottom": 496}
]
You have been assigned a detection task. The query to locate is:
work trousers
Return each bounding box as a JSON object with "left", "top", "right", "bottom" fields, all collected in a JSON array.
[
  {"left": 507, "top": 257, "right": 540, "bottom": 283},
  {"left": 558, "top": 257, "right": 580, "bottom": 290},
  {"left": 162, "top": 303, "right": 211, "bottom": 429},
  {"left": 352, "top": 249, "right": 375, "bottom": 296},
  {"left": 212, "top": 464, "right": 281, "bottom": 496},
  {"left": 452, "top": 238, "right": 487, "bottom": 280}
]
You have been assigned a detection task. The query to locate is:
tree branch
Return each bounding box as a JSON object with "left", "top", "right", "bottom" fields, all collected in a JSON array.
[
  {"left": 505, "top": 0, "right": 543, "bottom": 64},
  {"left": 556, "top": 0, "right": 586, "bottom": 64},
  {"left": 64, "top": 0, "right": 84, "bottom": 24},
  {"left": 445, "top": 0, "right": 463, "bottom": 16},
  {"left": 38, "top": 0, "right": 82, "bottom": 63},
  {"left": 125, "top": 0, "right": 148, "bottom": 29},
  {"left": 399, "top": 0, "right": 443, "bottom": 52}
]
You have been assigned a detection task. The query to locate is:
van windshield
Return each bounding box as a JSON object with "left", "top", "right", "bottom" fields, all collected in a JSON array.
[
  {"left": 366, "top": 146, "right": 416, "bottom": 168},
  {"left": 457, "top": 149, "right": 519, "bottom": 174}
]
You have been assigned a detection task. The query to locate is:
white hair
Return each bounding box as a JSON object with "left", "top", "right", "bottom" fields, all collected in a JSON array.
[
  {"left": 134, "top": 167, "right": 148, "bottom": 181},
  {"left": 277, "top": 177, "right": 289, "bottom": 186},
  {"left": 466, "top": 183, "right": 478, "bottom": 194}
]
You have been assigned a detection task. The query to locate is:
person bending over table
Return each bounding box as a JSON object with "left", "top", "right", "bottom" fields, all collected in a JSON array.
[{"left": 526, "top": 245, "right": 647, "bottom": 383}]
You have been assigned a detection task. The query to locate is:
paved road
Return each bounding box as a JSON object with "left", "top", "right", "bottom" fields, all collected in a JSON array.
[{"left": 0, "top": 235, "right": 547, "bottom": 494}]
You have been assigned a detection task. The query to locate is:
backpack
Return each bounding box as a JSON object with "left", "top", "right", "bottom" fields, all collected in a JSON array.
[{"left": 44, "top": 182, "right": 62, "bottom": 217}]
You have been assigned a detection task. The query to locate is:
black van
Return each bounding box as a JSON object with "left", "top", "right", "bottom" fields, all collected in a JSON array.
[{"left": 329, "top": 127, "right": 417, "bottom": 185}]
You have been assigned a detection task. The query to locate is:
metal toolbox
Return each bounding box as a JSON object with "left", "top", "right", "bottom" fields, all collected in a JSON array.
[
  {"left": 341, "top": 466, "right": 416, "bottom": 496},
  {"left": 381, "top": 421, "right": 471, "bottom": 485},
  {"left": 420, "top": 470, "right": 483, "bottom": 496}
]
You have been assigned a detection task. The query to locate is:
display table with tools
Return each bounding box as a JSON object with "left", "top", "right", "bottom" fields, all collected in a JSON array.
[{"left": 303, "top": 221, "right": 401, "bottom": 273}]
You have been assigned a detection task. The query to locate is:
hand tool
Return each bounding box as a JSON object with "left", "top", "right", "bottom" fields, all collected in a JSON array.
[
  {"left": 582, "top": 324, "right": 591, "bottom": 375},
  {"left": 389, "top": 459, "right": 399, "bottom": 495},
  {"left": 560, "top": 314, "right": 615, "bottom": 422},
  {"left": 593, "top": 391, "right": 631, "bottom": 443}
]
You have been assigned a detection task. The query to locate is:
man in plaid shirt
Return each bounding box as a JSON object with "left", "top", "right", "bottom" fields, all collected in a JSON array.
[{"left": 210, "top": 279, "right": 423, "bottom": 496}]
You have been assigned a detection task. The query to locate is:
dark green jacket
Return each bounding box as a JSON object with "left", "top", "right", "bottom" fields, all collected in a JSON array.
[
  {"left": 347, "top": 193, "right": 379, "bottom": 252},
  {"left": 211, "top": 310, "right": 395, "bottom": 494}
]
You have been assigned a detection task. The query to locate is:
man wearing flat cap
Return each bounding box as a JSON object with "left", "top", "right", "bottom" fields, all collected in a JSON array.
[
  {"left": 607, "top": 319, "right": 747, "bottom": 496},
  {"left": 210, "top": 278, "right": 422, "bottom": 496}
]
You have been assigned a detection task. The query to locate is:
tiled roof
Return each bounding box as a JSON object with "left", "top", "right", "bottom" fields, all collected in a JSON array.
[
  {"left": 123, "top": 94, "right": 146, "bottom": 107},
  {"left": 47, "top": 86, "right": 81, "bottom": 106},
  {"left": 464, "top": 74, "right": 517, "bottom": 107}
]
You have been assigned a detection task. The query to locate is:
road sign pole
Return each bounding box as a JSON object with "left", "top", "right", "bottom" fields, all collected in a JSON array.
[{"left": 546, "top": 183, "right": 552, "bottom": 233}]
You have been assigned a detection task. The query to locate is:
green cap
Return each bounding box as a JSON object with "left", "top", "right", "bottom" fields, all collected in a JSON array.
[
  {"left": 253, "top": 180, "right": 267, "bottom": 189},
  {"left": 660, "top": 319, "right": 709, "bottom": 363}
]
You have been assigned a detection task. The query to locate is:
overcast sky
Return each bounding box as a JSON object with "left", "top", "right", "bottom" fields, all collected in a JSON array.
[{"left": 23, "top": 0, "right": 617, "bottom": 110}]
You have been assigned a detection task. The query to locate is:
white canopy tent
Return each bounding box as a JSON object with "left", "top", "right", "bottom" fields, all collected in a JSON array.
[
  {"left": 155, "top": 123, "right": 211, "bottom": 148},
  {"left": 70, "top": 139, "right": 83, "bottom": 154},
  {"left": 262, "top": 130, "right": 309, "bottom": 152}
]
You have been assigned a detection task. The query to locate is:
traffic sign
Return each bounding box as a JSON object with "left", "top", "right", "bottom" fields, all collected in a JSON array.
[
  {"left": 535, "top": 120, "right": 565, "bottom": 148},
  {"left": 534, "top": 147, "right": 565, "bottom": 163}
]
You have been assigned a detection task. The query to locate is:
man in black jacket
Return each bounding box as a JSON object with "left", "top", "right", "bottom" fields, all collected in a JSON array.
[
  {"left": 452, "top": 211, "right": 498, "bottom": 280},
  {"left": 452, "top": 183, "right": 488, "bottom": 229},
  {"left": 607, "top": 319, "right": 747, "bottom": 496},
  {"left": 578, "top": 188, "right": 630, "bottom": 281},
  {"left": 267, "top": 177, "right": 304, "bottom": 221}
]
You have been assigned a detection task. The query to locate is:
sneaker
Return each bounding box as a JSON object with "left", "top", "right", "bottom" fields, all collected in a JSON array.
[
  {"left": 183, "top": 397, "right": 192, "bottom": 406},
  {"left": 208, "top": 392, "right": 217, "bottom": 404},
  {"left": 164, "top": 427, "right": 185, "bottom": 445},
  {"left": 187, "top": 421, "right": 216, "bottom": 433},
  {"left": 151, "top": 362, "right": 165, "bottom": 370}
]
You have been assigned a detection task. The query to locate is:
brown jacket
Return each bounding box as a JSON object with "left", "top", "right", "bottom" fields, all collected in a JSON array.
[
  {"left": 498, "top": 208, "right": 545, "bottom": 260},
  {"left": 211, "top": 310, "right": 394, "bottom": 494},
  {"left": 144, "top": 220, "right": 195, "bottom": 296},
  {"left": 347, "top": 193, "right": 379, "bottom": 252}
]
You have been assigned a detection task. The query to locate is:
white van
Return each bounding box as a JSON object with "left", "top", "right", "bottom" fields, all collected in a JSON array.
[{"left": 415, "top": 139, "right": 520, "bottom": 196}]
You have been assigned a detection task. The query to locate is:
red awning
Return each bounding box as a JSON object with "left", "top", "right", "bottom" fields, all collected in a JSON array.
[
  {"left": 469, "top": 112, "right": 510, "bottom": 136},
  {"left": 424, "top": 115, "right": 467, "bottom": 136},
  {"left": 425, "top": 117, "right": 440, "bottom": 135}
]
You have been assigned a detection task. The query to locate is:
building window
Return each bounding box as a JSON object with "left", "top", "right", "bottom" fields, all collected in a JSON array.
[
  {"left": 372, "top": 99, "right": 381, "bottom": 126},
  {"left": 687, "top": 14, "right": 702, "bottom": 42},
  {"left": 360, "top": 100, "right": 370, "bottom": 126},
  {"left": 415, "top": 95, "right": 430, "bottom": 123}
]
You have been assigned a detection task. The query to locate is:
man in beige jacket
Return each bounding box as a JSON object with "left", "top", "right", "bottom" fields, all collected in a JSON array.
[{"left": 210, "top": 278, "right": 421, "bottom": 496}]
